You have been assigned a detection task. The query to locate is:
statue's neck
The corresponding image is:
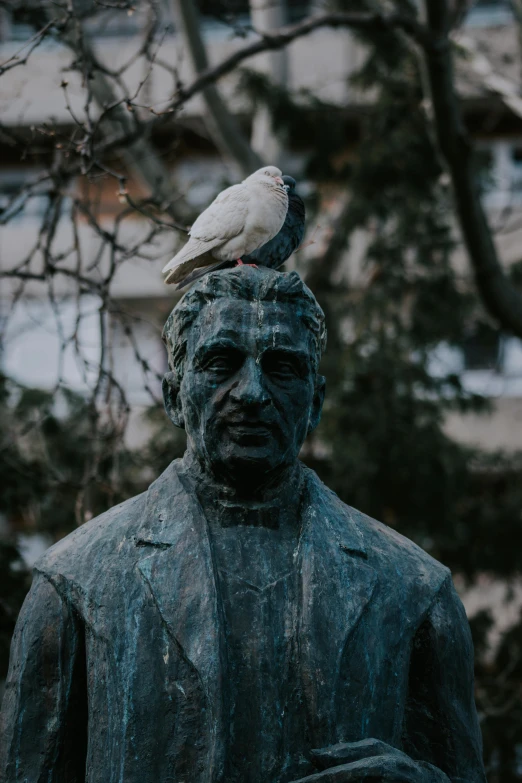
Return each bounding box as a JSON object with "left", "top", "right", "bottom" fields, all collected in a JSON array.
[{"left": 179, "top": 448, "right": 304, "bottom": 528}]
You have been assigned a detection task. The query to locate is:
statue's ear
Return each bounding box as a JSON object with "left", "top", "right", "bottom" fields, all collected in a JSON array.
[
  {"left": 308, "top": 375, "right": 325, "bottom": 434},
  {"left": 162, "top": 371, "right": 185, "bottom": 429}
]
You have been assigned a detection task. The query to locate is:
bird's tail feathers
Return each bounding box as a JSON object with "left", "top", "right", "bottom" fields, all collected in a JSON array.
[
  {"left": 162, "top": 236, "right": 222, "bottom": 278},
  {"left": 175, "top": 259, "right": 230, "bottom": 290},
  {"left": 164, "top": 256, "right": 202, "bottom": 285}
]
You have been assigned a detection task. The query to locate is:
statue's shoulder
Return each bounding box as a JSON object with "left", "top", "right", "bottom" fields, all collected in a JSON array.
[
  {"left": 35, "top": 489, "right": 148, "bottom": 577},
  {"left": 306, "top": 466, "right": 450, "bottom": 588},
  {"left": 35, "top": 460, "right": 189, "bottom": 581},
  {"left": 347, "top": 503, "right": 450, "bottom": 580}
]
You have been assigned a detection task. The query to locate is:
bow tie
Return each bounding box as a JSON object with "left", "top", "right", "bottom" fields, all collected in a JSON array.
[{"left": 212, "top": 498, "right": 283, "bottom": 529}]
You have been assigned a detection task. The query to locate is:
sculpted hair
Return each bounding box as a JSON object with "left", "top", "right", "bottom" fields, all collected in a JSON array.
[{"left": 162, "top": 267, "right": 327, "bottom": 381}]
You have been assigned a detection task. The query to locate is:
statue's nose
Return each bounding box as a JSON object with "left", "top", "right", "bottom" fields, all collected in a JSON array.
[{"left": 230, "top": 358, "right": 270, "bottom": 407}]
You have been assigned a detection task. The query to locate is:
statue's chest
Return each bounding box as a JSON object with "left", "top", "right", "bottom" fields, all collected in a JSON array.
[{"left": 210, "top": 526, "right": 309, "bottom": 782}]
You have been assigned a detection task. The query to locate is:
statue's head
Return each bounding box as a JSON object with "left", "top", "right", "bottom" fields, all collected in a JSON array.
[{"left": 162, "top": 267, "right": 326, "bottom": 491}]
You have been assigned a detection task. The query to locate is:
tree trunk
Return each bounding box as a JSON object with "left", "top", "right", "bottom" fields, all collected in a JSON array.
[
  {"left": 512, "top": 0, "right": 522, "bottom": 82},
  {"left": 249, "top": 0, "right": 289, "bottom": 166},
  {"left": 423, "top": 0, "right": 522, "bottom": 337},
  {"left": 171, "top": 0, "right": 262, "bottom": 177}
]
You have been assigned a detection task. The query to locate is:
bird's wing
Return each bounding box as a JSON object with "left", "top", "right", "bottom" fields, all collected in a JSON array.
[
  {"left": 162, "top": 236, "right": 224, "bottom": 280},
  {"left": 286, "top": 193, "right": 306, "bottom": 246},
  {"left": 243, "top": 193, "right": 305, "bottom": 268},
  {"left": 190, "top": 183, "right": 248, "bottom": 242},
  {"left": 162, "top": 184, "right": 249, "bottom": 282}
]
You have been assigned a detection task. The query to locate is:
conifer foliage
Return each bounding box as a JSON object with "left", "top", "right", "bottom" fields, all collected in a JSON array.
[{"left": 299, "top": 5, "right": 522, "bottom": 776}]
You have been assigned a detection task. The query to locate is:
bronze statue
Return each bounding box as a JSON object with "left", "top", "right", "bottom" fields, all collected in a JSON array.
[{"left": 0, "top": 267, "right": 486, "bottom": 783}]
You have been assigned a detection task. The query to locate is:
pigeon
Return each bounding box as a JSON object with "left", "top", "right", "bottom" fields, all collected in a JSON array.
[
  {"left": 242, "top": 176, "right": 305, "bottom": 267},
  {"left": 162, "top": 166, "right": 288, "bottom": 286},
  {"left": 176, "top": 175, "right": 306, "bottom": 290}
]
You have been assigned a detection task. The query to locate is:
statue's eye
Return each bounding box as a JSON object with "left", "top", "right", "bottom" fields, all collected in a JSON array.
[
  {"left": 200, "top": 349, "right": 242, "bottom": 376},
  {"left": 262, "top": 351, "right": 302, "bottom": 380},
  {"left": 207, "top": 358, "right": 229, "bottom": 371}
]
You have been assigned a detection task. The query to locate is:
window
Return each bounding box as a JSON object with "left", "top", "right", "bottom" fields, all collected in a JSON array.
[
  {"left": 83, "top": 9, "right": 146, "bottom": 39},
  {"left": 0, "top": 178, "right": 47, "bottom": 223},
  {"left": 0, "top": 170, "right": 72, "bottom": 224},
  {"left": 197, "top": 0, "right": 310, "bottom": 24},
  {"left": 429, "top": 331, "right": 522, "bottom": 398},
  {"left": 2, "top": 8, "right": 51, "bottom": 42},
  {"left": 462, "top": 326, "right": 503, "bottom": 372},
  {"left": 474, "top": 141, "right": 522, "bottom": 207},
  {"left": 1, "top": 296, "right": 102, "bottom": 392},
  {"left": 511, "top": 147, "right": 522, "bottom": 194},
  {"left": 197, "top": 0, "right": 250, "bottom": 16},
  {"left": 475, "top": 147, "right": 496, "bottom": 197},
  {"left": 465, "top": 0, "right": 512, "bottom": 26}
]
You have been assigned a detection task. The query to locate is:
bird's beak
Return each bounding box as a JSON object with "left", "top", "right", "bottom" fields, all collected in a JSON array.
[{"left": 274, "top": 176, "right": 284, "bottom": 186}]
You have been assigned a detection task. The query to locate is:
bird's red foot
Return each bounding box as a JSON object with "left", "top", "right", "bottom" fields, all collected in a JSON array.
[{"left": 235, "top": 259, "right": 258, "bottom": 268}]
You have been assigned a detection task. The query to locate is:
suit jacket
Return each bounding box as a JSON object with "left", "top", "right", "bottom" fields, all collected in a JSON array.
[{"left": 0, "top": 460, "right": 486, "bottom": 783}]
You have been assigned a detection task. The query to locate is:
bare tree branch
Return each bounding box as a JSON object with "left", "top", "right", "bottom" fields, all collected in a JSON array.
[
  {"left": 58, "top": 14, "right": 191, "bottom": 223},
  {"left": 0, "top": 17, "right": 58, "bottom": 76},
  {"left": 170, "top": 0, "right": 262, "bottom": 175},
  {"left": 165, "top": 11, "right": 431, "bottom": 113},
  {"left": 13, "top": 7, "right": 428, "bottom": 201}
]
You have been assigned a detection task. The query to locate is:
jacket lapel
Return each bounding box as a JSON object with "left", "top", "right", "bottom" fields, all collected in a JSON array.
[
  {"left": 134, "top": 461, "right": 378, "bottom": 763},
  {"left": 135, "top": 460, "right": 224, "bottom": 779},
  {"left": 299, "top": 471, "right": 378, "bottom": 744}
]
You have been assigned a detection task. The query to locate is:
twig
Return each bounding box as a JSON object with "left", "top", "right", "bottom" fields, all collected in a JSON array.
[{"left": 165, "top": 11, "right": 430, "bottom": 113}]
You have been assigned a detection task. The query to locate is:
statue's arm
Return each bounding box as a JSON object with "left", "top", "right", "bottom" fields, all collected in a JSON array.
[
  {"left": 402, "top": 574, "right": 486, "bottom": 783},
  {"left": 292, "top": 575, "right": 487, "bottom": 783},
  {"left": 0, "top": 570, "right": 87, "bottom": 782}
]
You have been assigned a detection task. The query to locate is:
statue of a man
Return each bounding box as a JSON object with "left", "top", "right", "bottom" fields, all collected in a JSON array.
[{"left": 1, "top": 268, "right": 485, "bottom": 783}]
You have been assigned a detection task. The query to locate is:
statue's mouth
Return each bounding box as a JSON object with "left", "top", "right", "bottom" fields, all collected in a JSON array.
[{"left": 225, "top": 420, "right": 273, "bottom": 440}]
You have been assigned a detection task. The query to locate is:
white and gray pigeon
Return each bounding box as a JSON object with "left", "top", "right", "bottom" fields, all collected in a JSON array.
[{"left": 162, "top": 166, "right": 288, "bottom": 286}]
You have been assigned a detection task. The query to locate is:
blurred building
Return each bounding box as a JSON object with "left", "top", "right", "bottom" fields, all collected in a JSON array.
[{"left": 0, "top": 0, "right": 522, "bottom": 453}]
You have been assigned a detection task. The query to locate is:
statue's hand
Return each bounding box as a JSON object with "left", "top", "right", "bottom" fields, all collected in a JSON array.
[{"left": 289, "top": 739, "right": 451, "bottom": 783}]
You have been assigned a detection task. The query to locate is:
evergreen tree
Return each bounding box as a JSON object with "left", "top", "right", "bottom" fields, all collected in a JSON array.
[
  {"left": 0, "top": 373, "right": 186, "bottom": 685},
  {"left": 300, "top": 7, "right": 522, "bottom": 777}
]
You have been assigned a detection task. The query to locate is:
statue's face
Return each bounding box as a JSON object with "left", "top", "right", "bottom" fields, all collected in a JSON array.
[{"left": 172, "top": 297, "right": 324, "bottom": 489}]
